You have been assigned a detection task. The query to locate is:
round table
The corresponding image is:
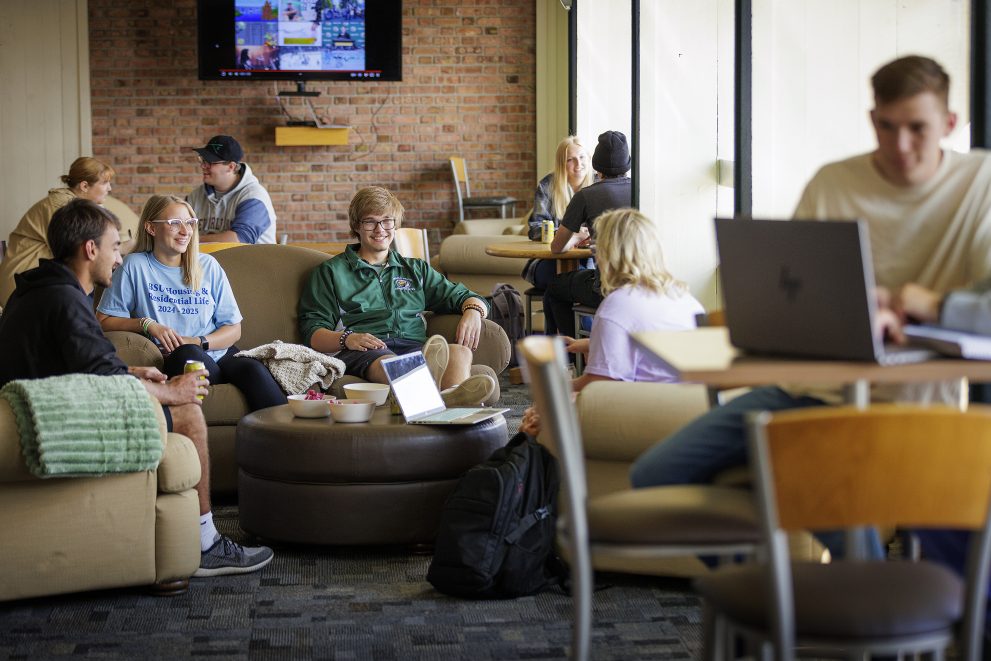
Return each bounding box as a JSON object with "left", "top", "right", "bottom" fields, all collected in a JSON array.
[
  {"left": 236, "top": 405, "right": 508, "bottom": 545},
  {"left": 484, "top": 241, "right": 592, "bottom": 273}
]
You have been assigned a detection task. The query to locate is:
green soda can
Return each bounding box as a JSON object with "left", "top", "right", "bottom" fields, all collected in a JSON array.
[{"left": 184, "top": 359, "right": 207, "bottom": 400}]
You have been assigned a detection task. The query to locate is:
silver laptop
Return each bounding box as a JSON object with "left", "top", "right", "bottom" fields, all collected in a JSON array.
[
  {"left": 380, "top": 351, "right": 509, "bottom": 425},
  {"left": 714, "top": 218, "right": 934, "bottom": 364}
]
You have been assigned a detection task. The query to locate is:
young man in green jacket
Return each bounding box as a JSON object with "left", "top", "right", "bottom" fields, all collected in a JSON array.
[{"left": 298, "top": 186, "right": 496, "bottom": 405}]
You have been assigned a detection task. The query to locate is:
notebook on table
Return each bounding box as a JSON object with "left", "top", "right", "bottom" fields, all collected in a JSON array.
[
  {"left": 714, "top": 217, "right": 935, "bottom": 365},
  {"left": 903, "top": 325, "right": 991, "bottom": 360},
  {"left": 380, "top": 351, "right": 509, "bottom": 425}
]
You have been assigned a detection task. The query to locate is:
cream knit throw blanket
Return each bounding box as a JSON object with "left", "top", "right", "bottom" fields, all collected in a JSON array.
[
  {"left": 235, "top": 341, "right": 346, "bottom": 394},
  {"left": 1, "top": 374, "right": 163, "bottom": 478}
]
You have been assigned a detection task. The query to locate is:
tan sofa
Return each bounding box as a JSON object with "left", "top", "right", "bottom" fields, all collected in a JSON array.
[
  {"left": 109, "top": 244, "right": 512, "bottom": 495},
  {"left": 433, "top": 217, "right": 531, "bottom": 295},
  {"left": 0, "top": 393, "right": 201, "bottom": 601}
]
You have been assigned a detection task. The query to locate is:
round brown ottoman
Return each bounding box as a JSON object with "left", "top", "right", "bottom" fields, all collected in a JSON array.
[{"left": 236, "top": 405, "right": 508, "bottom": 545}]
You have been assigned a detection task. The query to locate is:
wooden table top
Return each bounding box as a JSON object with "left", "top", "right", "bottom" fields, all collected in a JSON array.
[
  {"left": 633, "top": 327, "right": 991, "bottom": 388},
  {"left": 484, "top": 241, "right": 592, "bottom": 261}
]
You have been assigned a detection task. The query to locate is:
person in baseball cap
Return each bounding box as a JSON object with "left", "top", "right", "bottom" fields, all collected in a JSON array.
[
  {"left": 193, "top": 135, "right": 244, "bottom": 164},
  {"left": 541, "top": 129, "right": 633, "bottom": 337},
  {"left": 187, "top": 135, "right": 278, "bottom": 244}
]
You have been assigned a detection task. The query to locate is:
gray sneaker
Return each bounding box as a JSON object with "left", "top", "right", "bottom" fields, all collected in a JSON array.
[{"left": 194, "top": 535, "right": 274, "bottom": 577}]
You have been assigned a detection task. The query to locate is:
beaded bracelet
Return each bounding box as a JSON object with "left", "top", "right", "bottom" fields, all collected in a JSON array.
[
  {"left": 339, "top": 328, "right": 354, "bottom": 349},
  {"left": 461, "top": 303, "right": 487, "bottom": 318}
]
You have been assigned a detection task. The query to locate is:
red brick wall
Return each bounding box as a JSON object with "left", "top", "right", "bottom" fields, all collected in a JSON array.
[{"left": 89, "top": 0, "right": 536, "bottom": 251}]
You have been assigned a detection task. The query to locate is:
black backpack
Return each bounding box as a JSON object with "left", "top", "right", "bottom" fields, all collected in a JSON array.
[
  {"left": 427, "top": 431, "right": 564, "bottom": 598},
  {"left": 485, "top": 283, "right": 525, "bottom": 367}
]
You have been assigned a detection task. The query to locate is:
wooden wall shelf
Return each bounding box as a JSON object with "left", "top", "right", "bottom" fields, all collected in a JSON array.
[{"left": 275, "top": 126, "right": 349, "bottom": 146}]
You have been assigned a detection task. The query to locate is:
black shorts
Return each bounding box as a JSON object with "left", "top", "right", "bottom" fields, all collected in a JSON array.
[
  {"left": 335, "top": 337, "right": 425, "bottom": 379},
  {"left": 162, "top": 403, "right": 173, "bottom": 432}
]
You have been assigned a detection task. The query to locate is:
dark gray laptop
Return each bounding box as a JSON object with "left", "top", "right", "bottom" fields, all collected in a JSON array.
[
  {"left": 380, "top": 351, "right": 509, "bottom": 425},
  {"left": 714, "top": 218, "right": 933, "bottom": 364}
]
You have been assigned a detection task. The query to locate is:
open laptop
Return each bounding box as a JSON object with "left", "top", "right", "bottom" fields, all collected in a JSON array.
[
  {"left": 714, "top": 217, "right": 934, "bottom": 364},
  {"left": 380, "top": 351, "right": 509, "bottom": 425}
]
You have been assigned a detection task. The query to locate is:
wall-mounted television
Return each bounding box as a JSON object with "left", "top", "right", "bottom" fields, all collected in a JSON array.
[{"left": 198, "top": 1, "right": 402, "bottom": 82}]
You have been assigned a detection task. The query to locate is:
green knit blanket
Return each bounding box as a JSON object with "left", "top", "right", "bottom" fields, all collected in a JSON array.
[{"left": 1, "top": 374, "right": 163, "bottom": 478}]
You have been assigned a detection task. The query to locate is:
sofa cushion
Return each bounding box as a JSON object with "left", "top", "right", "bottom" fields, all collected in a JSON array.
[{"left": 214, "top": 244, "right": 330, "bottom": 350}]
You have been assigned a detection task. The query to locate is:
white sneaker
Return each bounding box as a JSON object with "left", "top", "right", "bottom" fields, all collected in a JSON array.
[
  {"left": 441, "top": 374, "right": 496, "bottom": 407},
  {"left": 423, "top": 335, "right": 449, "bottom": 387}
]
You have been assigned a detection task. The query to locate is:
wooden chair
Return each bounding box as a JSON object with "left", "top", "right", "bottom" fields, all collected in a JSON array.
[
  {"left": 393, "top": 227, "right": 429, "bottom": 260},
  {"left": 449, "top": 156, "right": 517, "bottom": 222},
  {"left": 519, "top": 336, "right": 761, "bottom": 661},
  {"left": 696, "top": 405, "right": 991, "bottom": 661}
]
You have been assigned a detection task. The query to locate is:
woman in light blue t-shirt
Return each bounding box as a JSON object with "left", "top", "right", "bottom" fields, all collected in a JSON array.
[{"left": 97, "top": 195, "right": 285, "bottom": 411}]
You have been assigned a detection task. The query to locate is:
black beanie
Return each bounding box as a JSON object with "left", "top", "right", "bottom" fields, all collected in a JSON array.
[{"left": 592, "top": 130, "right": 631, "bottom": 176}]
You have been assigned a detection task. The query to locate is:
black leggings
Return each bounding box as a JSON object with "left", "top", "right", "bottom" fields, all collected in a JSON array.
[
  {"left": 163, "top": 345, "right": 287, "bottom": 412},
  {"left": 542, "top": 268, "right": 603, "bottom": 337}
]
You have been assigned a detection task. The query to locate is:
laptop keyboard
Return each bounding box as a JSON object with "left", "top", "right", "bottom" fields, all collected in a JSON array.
[
  {"left": 425, "top": 408, "right": 479, "bottom": 422},
  {"left": 879, "top": 345, "right": 937, "bottom": 365}
]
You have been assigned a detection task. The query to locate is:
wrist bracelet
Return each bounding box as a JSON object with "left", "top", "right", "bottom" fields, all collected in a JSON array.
[
  {"left": 140, "top": 317, "right": 153, "bottom": 335},
  {"left": 462, "top": 303, "right": 486, "bottom": 318},
  {"left": 339, "top": 328, "right": 354, "bottom": 349}
]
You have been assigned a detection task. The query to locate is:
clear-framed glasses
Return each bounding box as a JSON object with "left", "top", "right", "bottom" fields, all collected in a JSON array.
[
  {"left": 149, "top": 218, "right": 198, "bottom": 232},
  {"left": 197, "top": 157, "right": 231, "bottom": 167},
  {"left": 359, "top": 217, "right": 396, "bottom": 231}
]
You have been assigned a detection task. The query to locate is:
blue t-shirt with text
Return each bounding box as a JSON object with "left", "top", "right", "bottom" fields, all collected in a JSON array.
[{"left": 98, "top": 251, "right": 242, "bottom": 362}]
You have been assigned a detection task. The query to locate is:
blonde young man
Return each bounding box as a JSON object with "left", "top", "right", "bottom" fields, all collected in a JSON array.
[
  {"left": 298, "top": 186, "right": 496, "bottom": 405},
  {"left": 630, "top": 55, "right": 991, "bottom": 557}
]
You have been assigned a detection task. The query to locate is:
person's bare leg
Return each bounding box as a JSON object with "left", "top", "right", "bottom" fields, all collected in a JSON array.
[
  {"left": 169, "top": 403, "right": 210, "bottom": 515},
  {"left": 441, "top": 344, "right": 472, "bottom": 389},
  {"left": 364, "top": 356, "right": 390, "bottom": 385}
]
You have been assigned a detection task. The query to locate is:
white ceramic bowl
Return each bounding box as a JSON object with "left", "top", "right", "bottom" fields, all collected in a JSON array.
[
  {"left": 328, "top": 399, "right": 376, "bottom": 423},
  {"left": 287, "top": 393, "right": 336, "bottom": 418},
  {"left": 343, "top": 382, "right": 391, "bottom": 406}
]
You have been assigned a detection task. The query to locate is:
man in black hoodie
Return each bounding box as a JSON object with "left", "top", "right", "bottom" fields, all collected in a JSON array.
[{"left": 0, "top": 198, "right": 273, "bottom": 578}]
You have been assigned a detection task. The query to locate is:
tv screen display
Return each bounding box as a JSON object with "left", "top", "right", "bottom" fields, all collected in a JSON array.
[{"left": 198, "top": 0, "right": 402, "bottom": 81}]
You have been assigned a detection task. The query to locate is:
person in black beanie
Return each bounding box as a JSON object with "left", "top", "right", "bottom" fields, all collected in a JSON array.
[{"left": 543, "top": 130, "right": 633, "bottom": 337}]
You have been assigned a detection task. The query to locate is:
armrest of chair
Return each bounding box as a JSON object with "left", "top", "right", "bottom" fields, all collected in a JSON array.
[
  {"left": 575, "top": 381, "right": 710, "bottom": 463},
  {"left": 425, "top": 315, "right": 511, "bottom": 374},
  {"left": 157, "top": 433, "right": 202, "bottom": 494},
  {"left": 105, "top": 330, "right": 165, "bottom": 369}
]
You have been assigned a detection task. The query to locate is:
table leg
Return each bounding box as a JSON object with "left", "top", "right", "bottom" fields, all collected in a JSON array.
[{"left": 557, "top": 258, "right": 578, "bottom": 273}]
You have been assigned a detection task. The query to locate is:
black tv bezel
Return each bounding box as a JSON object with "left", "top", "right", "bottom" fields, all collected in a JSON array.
[{"left": 197, "top": 0, "right": 402, "bottom": 82}]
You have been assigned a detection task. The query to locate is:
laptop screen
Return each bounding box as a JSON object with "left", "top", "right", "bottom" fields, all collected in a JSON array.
[{"left": 380, "top": 352, "right": 446, "bottom": 419}]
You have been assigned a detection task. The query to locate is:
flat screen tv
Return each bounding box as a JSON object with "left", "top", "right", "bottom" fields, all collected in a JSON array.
[{"left": 198, "top": 0, "right": 402, "bottom": 81}]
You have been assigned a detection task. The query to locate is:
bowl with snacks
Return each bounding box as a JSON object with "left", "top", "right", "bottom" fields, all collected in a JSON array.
[{"left": 287, "top": 390, "right": 336, "bottom": 418}]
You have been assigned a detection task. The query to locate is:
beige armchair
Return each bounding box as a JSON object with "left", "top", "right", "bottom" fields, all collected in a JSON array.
[
  {"left": 108, "top": 244, "right": 511, "bottom": 495},
  {"left": 0, "top": 393, "right": 201, "bottom": 602}
]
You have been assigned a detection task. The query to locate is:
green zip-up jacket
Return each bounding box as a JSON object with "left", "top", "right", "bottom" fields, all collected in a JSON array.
[{"left": 298, "top": 245, "right": 488, "bottom": 345}]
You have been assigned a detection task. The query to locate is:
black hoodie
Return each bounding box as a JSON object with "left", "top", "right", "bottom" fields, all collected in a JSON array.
[{"left": 0, "top": 259, "right": 128, "bottom": 387}]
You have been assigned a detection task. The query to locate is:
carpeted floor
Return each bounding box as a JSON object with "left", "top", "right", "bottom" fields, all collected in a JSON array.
[{"left": 0, "top": 375, "right": 705, "bottom": 660}]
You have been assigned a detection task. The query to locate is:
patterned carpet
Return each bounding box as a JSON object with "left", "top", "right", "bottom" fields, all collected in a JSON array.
[{"left": 0, "top": 376, "right": 705, "bottom": 660}]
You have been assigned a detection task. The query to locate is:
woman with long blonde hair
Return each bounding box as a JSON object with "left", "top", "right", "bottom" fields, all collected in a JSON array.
[
  {"left": 567, "top": 208, "right": 703, "bottom": 392},
  {"left": 97, "top": 194, "right": 285, "bottom": 411},
  {"left": 523, "top": 136, "right": 595, "bottom": 288},
  {"left": 0, "top": 157, "right": 117, "bottom": 306}
]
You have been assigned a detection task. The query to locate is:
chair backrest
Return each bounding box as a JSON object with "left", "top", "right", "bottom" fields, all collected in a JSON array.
[
  {"left": 285, "top": 242, "right": 349, "bottom": 256},
  {"left": 519, "top": 335, "right": 593, "bottom": 661},
  {"left": 214, "top": 244, "right": 330, "bottom": 348},
  {"left": 519, "top": 336, "right": 589, "bottom": 528},
  {"left": 748, "top": 404, "right": 991, "bottom": 661},
  {"left": 198, "top": 242, "right": 246, "bottom": 254},
  {"left": 393, "top": 227, "right": 429, "bottom": 261}
]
